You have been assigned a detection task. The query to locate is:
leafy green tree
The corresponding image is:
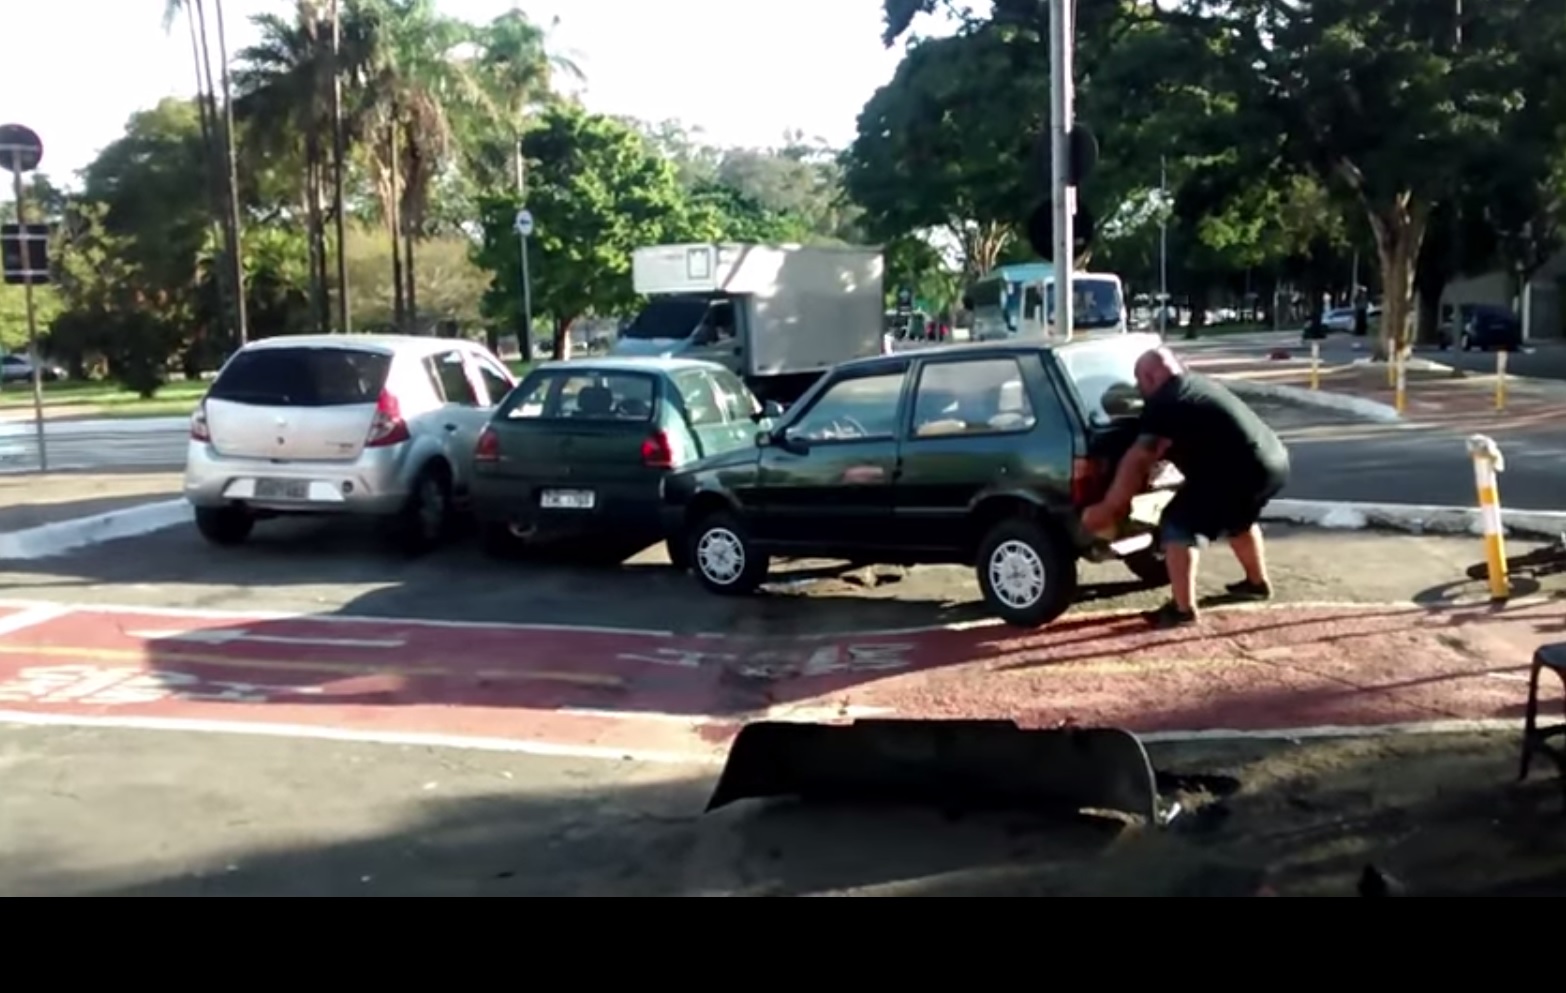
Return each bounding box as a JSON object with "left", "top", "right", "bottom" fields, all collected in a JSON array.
[
  {"left": 845, "top": 23, "right": 1047, "bottom": 276},
  {"left": 471, "top": 104, "right": 691, "bottom": 355}
]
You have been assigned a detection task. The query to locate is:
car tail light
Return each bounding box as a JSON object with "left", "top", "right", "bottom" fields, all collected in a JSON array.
[
  {"left": 641, "top": 430, "right": 674, "bottom": 468},
  {"left": 189, "top": 401, "right": 210, "bottom": 442},
  {"left": 365, "top": 390, "right": 410, "bottom": 448},
  {"left": 474, "top": 426, "right": 500, "bottom": 463},
  {"left": 1070, "top": 455, "right": 1107, "bottom": 507}
]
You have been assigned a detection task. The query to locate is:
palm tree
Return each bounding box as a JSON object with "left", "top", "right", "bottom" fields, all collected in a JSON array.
[
  {"left": 361, "top": 0, "right": 472, "bottom": 328},
  {"left": 232, "top": 1, "right": 376, "bottom": 331},
  {"left": 161, "top": 0, "right": 246, "bottom": 346}
]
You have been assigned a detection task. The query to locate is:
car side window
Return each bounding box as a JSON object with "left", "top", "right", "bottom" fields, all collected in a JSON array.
[
  {"left": 910, "top": 357, "right": 1037, "bottom": 438},
  {"left": 672, "top": 369, "right": 726, "bottom": 428},
  {"left": 471, "top": 355, "right": 515, "bottom": 406},
  {"left": 710, "top": 368, "right": 759, "bottom": 422},
  {"left": 786, "top": 369, "right": 906, "bottom": 443},
  {"left": 427, "top": 351, "right": 479, "bottom": 407}
]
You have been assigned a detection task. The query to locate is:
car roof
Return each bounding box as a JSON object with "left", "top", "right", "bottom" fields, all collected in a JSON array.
[
  {"left": 838, "top": 333, "right": 1162, "bottom": 374},
  {"left": 237, "top": 333, "right": 490, "bottom": 357},
  {"left": 526, "top": 355, "right": 729, "bottom": 375}
]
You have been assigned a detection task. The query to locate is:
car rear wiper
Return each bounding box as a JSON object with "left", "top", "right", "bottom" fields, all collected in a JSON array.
[{"left": 214, "top": 389, "right": 293, "bottom": 404}]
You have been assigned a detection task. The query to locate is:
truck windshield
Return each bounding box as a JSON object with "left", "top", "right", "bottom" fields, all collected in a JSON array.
[
  {"left": 621, "top": 295, "right": 712, "bottom": 341},
  {"left": 1034, "top": 277, "right": 1126, "bottom": 331}
]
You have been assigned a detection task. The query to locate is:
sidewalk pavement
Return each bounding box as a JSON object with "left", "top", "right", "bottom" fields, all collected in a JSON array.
[
  {"left": 1189, "top": 350, "right": 1566, "bottom": 435},
  {"left": 0, "top": 472, "right": 183, "bottom": 533}
]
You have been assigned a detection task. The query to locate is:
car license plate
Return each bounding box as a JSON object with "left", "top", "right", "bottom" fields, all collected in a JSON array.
[
  {"left": 255, "top": 478, "right": 309, "bottom": 500},
  {"left": 540, "top": 489, "right": 595, "bottom": 510}
]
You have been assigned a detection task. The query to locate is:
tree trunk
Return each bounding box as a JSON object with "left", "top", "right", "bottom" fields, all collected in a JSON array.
[
  {"left": 401, "top": 128, "right": 419, "bottom": 328},
  {"left": 194, "top": 0, "right": 240, "bottom": 349},
  {"left": 1368, "top": 204, "right": 1428, "bottom": 363},
  {"left": 184, "top": 4, "right": 231, "bottom": 353},
  {"left": 553, "top": 316, "right": 574, "bottom": 361},
  {"left": 213, "top": 0, "right": 249, "bottom": 345},
  {"left": 304, "top": 131, "right": 326, "bottom": 330},
  {"left": 386, "top": 122, "right": 405, "bottom": 327}
]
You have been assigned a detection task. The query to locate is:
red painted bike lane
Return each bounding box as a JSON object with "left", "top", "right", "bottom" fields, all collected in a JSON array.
[{"left": 0, "top": 598, "right": 1555, "bottom": 761}]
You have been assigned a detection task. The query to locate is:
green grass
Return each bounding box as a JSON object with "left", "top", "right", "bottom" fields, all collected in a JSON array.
[{"left": 0, "top": 378, "right": 207, "bottom": 417}]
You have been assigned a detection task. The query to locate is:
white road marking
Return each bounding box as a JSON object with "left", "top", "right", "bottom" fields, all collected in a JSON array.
[
  {"left": 126, "top": 628, "right": 406, "bottom": 649},
  {"left": 0, "top": 710, "right": 724, "bottom": 765},
  {"left": 0, "top": 603, "right": 73, "bottom": 637}
]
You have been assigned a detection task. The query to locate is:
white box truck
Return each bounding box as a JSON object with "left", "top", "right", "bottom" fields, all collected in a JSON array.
[{"left": 610, "top": 242, "right": 884, "bottom": 403}]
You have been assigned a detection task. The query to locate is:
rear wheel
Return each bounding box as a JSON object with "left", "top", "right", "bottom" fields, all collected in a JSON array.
[
  {"left": 689, "top": 511, "right": 768, "bottom": 595},
  {"left": 975, "top": 517, "right": 1077, "bottom": 628},
  {"left": 389, "top": 464, "right": 453, "bottom": 556},
  {"left": 1122, "top": 547, "right": 1170, "bottom": 587},
  {"left": 194, "top": 505, "right": 253, "bottom": 547}
]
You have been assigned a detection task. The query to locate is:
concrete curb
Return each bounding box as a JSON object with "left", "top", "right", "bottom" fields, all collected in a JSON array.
[
  {"left": 1224, "top": 376, "right": 1403, "bottom": 423},
  {"left": 0, "top": 500, "right": 192, "bottom": 561},
  {"left": 1264, "top": 498, "right": 1566, "bottom": 540}
]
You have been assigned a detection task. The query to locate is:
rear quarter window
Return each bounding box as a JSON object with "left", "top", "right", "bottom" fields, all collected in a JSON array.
[
  {"left": 209, "top": 347, "right": 391, "bottom": 407},
  {"left": 500, "top": 369, "right": 658, "bottom": 421}
]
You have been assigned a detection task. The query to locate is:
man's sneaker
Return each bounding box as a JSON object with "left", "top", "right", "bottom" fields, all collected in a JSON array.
[
  {"left": 1144, "top": 600, "right": 1198, "bottom": 629},
  {"left": 1224, "top": 578, "right": 1273, "bottom": 601}
]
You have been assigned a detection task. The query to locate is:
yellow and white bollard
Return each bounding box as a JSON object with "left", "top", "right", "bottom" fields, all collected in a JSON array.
[
  {"left": 1495, "top": 349, "right": 1508, "bottom": 410},
  {"left": 1309, "top": 341, "right": 1321, "bottom": 390},
  {"left": 1466, "top": 434, "right": 1509, "bottom": 601},
  {"left": 1393, "top": 347, "right": 1407, "bottom": 414}
]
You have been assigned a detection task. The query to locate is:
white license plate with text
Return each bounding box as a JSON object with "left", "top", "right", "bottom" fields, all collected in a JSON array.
[
  {"left": 255, "top": 478, "right": 309, "bottom": 500},
  {"left": 540, "top": 489, "right": 595, "bottom": 510}
]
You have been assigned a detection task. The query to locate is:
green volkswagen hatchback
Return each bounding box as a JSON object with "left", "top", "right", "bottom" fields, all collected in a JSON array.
[{"left": 471, "top": 356, "right": 777, "bottom": 562}]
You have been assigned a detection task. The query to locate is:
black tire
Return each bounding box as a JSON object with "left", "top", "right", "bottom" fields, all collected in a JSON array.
[
  {"left": 688, "top": 511, "right": 768, "bottom": 595},
  {"left": 389, "top": 464, "right": 453, "bottom": 556},
  {"left": 1122, "top": 547, "right": 1170, "bottom": 587},
  {"left": 194, "top": 505, "right": 253, "bottom": 547},
  {"left": 974, "top": 517, "right": 1077, "bottom": 628}
]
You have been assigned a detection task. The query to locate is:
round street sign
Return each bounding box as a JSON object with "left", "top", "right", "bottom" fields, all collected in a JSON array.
[
  {"left": 514, "top": 208, "right": 534, "bottom": 237},
  {"left": 0, "top": 124, "right": 43, "bottom": 174}
]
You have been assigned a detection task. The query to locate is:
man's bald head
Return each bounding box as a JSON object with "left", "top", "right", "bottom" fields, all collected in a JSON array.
[{"left": 1134, "top": 347, "right": 1184, "bottom": 396}]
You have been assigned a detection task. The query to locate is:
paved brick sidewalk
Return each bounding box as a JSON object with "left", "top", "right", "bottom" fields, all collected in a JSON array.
[
  {"left": 0, "top": 472, "right": 182, "bottom": 533},
  {"left": 1189, "top": 350, "right": 1566, "bottom": 434}
]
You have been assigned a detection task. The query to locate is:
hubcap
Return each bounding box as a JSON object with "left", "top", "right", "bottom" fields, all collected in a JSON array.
[
  {"left": 697, "top": 527, "right": 745, "bottom": 584},
  {"left": 988, "top": 539, "right": 1046, "bottom": 609}
]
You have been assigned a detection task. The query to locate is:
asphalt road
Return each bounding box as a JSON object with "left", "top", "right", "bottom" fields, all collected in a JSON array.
[
  {"left": 3, "top": 521, "right": 1561, "bottom": 896},
  {"left": 0, "top": 417, "right": 187, "bottom": 474}
]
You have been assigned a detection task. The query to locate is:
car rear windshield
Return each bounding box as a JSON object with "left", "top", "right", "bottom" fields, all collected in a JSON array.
[
  {"left": 501, "top": 369, "right": 657, "bottom": 421},
  {"left": 208, "top": 347, "right": 392, "bottom": 407},
  {"left": 1055, "top": 335, "right": 1155, "bottom": 425}
]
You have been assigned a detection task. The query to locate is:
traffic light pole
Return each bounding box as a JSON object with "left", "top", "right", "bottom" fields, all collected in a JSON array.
[
  {"left": 8, "top": 153, "right": 47, "bottom": 471},
  {"left": 1048, "top": 0, "right": 1076, "bottom": 342}
]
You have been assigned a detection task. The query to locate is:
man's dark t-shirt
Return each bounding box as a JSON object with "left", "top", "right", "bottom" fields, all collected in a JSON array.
[{"left": 1139, "top": 373, "right": 1289, "bottom": 491}]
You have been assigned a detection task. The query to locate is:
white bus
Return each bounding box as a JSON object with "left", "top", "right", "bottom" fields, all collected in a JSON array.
[{"left": 964, "top": 263, "right": 1128, "bottom": 340}]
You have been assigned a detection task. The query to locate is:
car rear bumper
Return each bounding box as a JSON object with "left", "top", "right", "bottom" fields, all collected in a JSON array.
[
  {"left": 183, "top": 441, "right": 410, "bottom": 515},
  {"left": 471, "top": 475, "right": 665, "bottom": 539}
]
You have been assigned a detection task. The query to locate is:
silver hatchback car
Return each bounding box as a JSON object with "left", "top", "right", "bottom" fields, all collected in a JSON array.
[{"left": 184, "top": 334, "right": 518, "bottom": 553}]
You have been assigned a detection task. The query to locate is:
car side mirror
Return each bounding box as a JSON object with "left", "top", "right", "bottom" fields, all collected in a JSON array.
[
  {"left": 751, "top": 400, "right": 784, "bottom": 422},
  {"left": 1100, "top": 383, "right": 1145, "bottom": 419}
]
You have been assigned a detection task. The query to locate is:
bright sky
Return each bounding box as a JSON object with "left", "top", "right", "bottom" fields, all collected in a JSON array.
[{"left": 1, "top": 0, "right": 942, "bottom": 187}]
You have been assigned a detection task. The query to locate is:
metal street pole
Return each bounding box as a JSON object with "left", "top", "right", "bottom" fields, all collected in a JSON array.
[
  {"left": 330, "top": 0, "right": 351, "bottom": 333},
  {"left": 1159, "top": 154, "right": 1168, "bottom": 336},
  {"left": 1048, "top": 0, "right": 1076, "bottom": 342},
  {"left": 8, "top": 155, "right": 47, "bottom": 471},
  {"left": 515, "top": 140, "right": 533, "bottom": 363}
]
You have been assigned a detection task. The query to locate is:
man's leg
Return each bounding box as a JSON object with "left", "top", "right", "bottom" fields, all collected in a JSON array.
[
  {"left": 1147, "top": 495, "right": 1206, "bottom": 626},
  {"left": 1165, "top": 539, "right": 1199, "bottom": 612},
  {"left": 1226, "top": 524, "right": 1271, "bottom": 596}
]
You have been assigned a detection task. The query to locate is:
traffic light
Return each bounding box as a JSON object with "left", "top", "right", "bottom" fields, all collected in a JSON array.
[{"left": 1025, "top": 201, "right": 1094, "bottom": 260}]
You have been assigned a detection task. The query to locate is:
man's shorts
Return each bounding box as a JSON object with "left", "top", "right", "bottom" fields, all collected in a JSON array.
[{"left": 1159, "top": 464, "right": 1289, "bottom": 547}]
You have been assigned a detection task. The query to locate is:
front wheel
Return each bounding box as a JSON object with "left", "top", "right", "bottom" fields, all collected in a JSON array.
[
  {"left": 975, "top": 517, "right": 1077, "bottom": 628},
  {"left": 688, "top": 511, "right": 769, "bottom": 595}
]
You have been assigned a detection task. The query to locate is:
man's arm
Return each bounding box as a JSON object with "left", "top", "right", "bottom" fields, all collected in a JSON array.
[{"left": 1099, "top": 434, "right": 1172, "bottom": 516}]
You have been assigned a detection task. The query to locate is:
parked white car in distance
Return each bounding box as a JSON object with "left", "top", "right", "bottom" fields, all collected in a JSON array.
[{"left": 184, "top": 334, "right": 517, "bottom": 553}]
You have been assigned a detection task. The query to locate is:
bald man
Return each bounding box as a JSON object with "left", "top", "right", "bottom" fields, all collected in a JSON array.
[{"left": 1081, "top": 347, "right": 1291, "bottom": 628}]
